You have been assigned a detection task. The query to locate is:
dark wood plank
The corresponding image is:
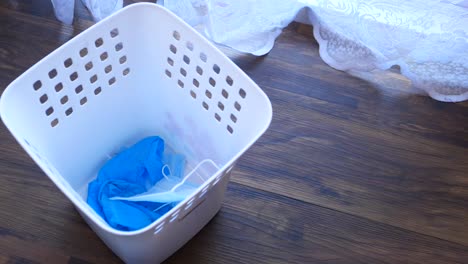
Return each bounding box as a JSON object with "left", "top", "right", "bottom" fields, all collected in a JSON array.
[
  {"left": 216, "top": 25, "right": 468, "bottom": 246},
  {"left": 0, "top": 6, "right": 92, "bottom": 90},
  {"left": 167, "top": 183, "right": 468, "bottom": 264},
  {"left": 0, "top": 132, "right": 121, "bottom": 263}
]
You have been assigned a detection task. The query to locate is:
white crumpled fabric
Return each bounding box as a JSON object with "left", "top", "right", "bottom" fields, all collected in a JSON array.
[
  {"left": 161, "top": 0, "right": 468, "bottom": 102},
  {"left": 51, "top": 0, "right": 122, "bottom": 24}
]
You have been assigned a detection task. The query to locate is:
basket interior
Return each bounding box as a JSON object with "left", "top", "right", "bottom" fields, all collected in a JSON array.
[{"left": 0, "top": 4, "right": 272, "bottom": 228}]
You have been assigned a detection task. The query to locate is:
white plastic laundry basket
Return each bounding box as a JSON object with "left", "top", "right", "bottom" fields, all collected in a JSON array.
[{"left": 0, "top": 3, "right": 272, "bottom": 263}]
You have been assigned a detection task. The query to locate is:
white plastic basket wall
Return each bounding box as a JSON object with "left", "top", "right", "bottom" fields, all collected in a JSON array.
[{"left": 0, "top": 3, "right": 272, "bottom": 264}]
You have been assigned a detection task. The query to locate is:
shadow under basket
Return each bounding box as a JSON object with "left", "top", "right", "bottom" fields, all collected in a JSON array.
[{"left": 0, "top": 3, "right": 272, "bottom": 264}]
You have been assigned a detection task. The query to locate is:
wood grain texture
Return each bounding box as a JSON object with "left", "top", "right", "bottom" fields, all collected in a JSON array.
[
  {"left": 167, "top": 183, "right": 468, "bottom": 264},
  {"left": 0, "top": 1, "right": 467, "bottom": 263},
  {"left": 219, "top": 24, "right": 468, "bottom": 246}
]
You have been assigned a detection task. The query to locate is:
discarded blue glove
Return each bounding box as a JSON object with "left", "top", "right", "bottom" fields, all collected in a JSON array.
[{"left": 87, "top": 136, "right": 186, "bottom": 231}]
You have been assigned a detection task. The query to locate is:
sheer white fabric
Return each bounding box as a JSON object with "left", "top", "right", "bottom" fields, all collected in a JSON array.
[
  {"left": 161, "top": 0, "right": 468, "bottom": 102},
  {"left": 51, "top": 0, "right": 122, "bottom": 24}
]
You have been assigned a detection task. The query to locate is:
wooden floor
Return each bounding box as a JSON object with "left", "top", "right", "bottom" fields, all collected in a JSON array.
[{"left": 1, "top": 1, "right": 468, "bottom": 263}]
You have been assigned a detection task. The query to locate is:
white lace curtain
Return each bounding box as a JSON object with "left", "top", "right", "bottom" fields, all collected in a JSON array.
[
  {"left": 50, "top": 0, "right": 122, "bottom": 24},
  {"left": 52, "top": 0, "right": 468, "bottom": 102}
]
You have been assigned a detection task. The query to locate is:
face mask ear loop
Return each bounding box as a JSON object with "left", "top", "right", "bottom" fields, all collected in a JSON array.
[
  {"left": 153, "top": 202, "right": 171, "bottom": 212},
  {"left": 161, "top": 164, "right": 172, "bottom": 180},
  {"left": 170, "top": 159, "right": 219, "bottom": 192}
]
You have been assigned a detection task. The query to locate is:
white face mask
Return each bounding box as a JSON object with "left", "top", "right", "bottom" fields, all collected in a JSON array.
[{"left": 111, "top": 159, "right": 219, "bottom": 203}]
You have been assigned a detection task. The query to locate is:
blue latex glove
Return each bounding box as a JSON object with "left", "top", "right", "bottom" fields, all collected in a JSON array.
[{"left": 87, "top": 136, "right": 184, "bottom": 231}]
